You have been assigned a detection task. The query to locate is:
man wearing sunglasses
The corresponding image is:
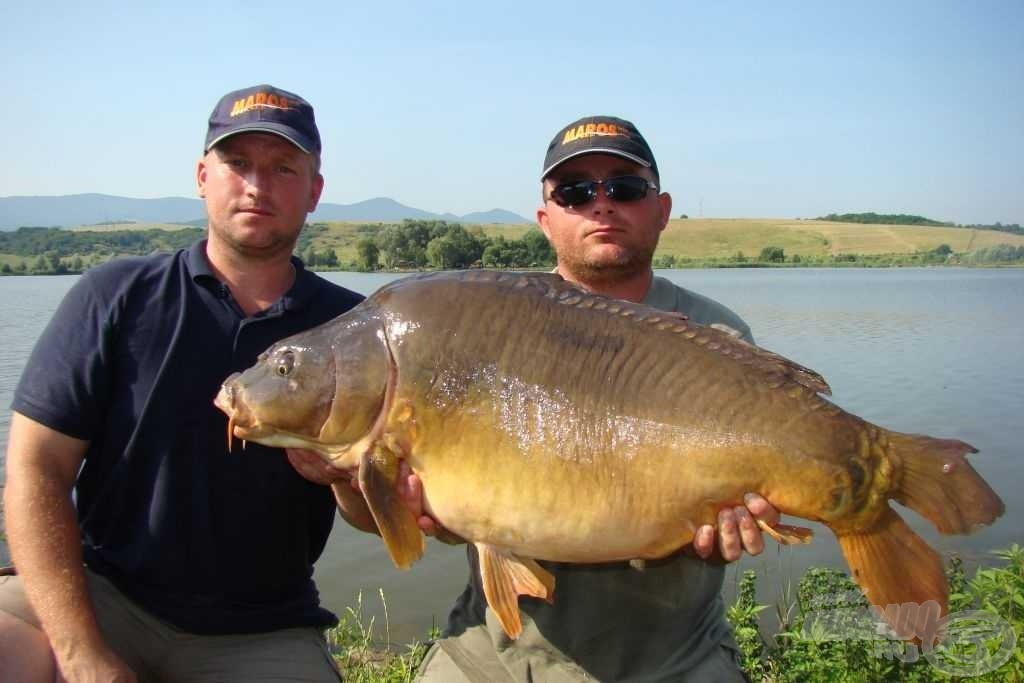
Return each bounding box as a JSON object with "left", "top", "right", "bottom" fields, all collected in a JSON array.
[{"left": 415, "top": 116, "right": 778, "bottom": 682}]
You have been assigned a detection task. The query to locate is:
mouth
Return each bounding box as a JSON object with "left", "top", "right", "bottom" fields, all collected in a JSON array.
[
  {"left": 238, "top": 206, "right": 275, "bottom": 217},
  {"left": 585, "top": 226, "right": 623, "bottom": 238},
  {"left": 214, "top": 380, "right": 256, "bottom": 451}
]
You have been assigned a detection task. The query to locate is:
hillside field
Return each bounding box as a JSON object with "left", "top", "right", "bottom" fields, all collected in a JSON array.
[
  {"left": 655, "top": 218, "right": 1024, "bottom": 259},
  {"left": 301, "top": 218, "right": 1024, "bottom": 263},
  {"left": 3, "top": 219, "right": 1023, "bottom": 270}
]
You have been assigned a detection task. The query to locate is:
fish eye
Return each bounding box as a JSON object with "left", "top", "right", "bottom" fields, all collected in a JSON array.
[{"left": 276, "top": 351, "right": 295, "bottom": 377}]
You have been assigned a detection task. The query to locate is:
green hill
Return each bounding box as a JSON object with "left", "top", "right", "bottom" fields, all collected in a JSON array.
[{"left": 3, "top": 218, "right": 1024, "bottom": 275}]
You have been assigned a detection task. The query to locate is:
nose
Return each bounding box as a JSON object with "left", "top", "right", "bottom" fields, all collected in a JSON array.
[
  {"left": 243, "top": 169, "right": 271, "bottom": 197},
  {"left": 590, "top": 184, "right": 615, "bottom": 213}
]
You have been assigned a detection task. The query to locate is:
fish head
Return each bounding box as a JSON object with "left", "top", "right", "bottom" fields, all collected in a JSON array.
[{"left": 214, "top": 310, "right": 391, "bottom": 464}]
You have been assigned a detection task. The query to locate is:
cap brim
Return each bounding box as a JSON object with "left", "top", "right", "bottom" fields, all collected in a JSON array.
[
  {"left": 206, "top": 124, "right": 314, "bottom": 154},
  {"left": 541, "top": 148, "right": 651, "bottom": 180}
]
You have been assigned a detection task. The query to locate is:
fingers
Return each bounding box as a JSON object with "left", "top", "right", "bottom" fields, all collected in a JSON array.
[
  {"left": 692, "top": 524, "right": 715, "bottom": 559},
  {"left": 733, "top": 505, "right": 764, "bottom": 557},
  {"left": 717, "top": 508, "right": 742, "bottom": 562},
  {"left": 691, "top": 492, "right": 783, "bottom": 564},
  {"left": 743, "top": 492, "right": 781, "bottom": 527},
  {"left": 396, "top": 461, "right": 423, "bottom": 516},
  {"left": 395, "top": 462, "right": 441, "bottom": 537}
]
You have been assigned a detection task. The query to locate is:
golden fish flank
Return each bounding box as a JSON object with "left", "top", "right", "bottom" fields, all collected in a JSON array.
[{"left": 214, "top": 270, "right": 1004, "bottom": 643}]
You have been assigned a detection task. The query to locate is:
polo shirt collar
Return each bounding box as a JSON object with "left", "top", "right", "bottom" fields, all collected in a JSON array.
[{"left": 187, "top": 239, "right": 321, "bottom": 313}]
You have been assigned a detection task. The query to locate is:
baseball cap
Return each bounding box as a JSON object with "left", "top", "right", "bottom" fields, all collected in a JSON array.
[
  {"left": 204, "top": 84, "right": 321, "bottom": 154},
  {"left": 541, "top": 115, "right": 658, "bottom": 180}
]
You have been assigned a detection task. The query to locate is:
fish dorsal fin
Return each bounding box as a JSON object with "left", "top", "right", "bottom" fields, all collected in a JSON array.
[
  {"left": 358, "top": 448, "right": 425, "bottom": 570},
  {"left": 729, "top": 340, "right": 833, "bottom": 396},
  {"left": 476, "top": 543, "right": 555, "bottom": 640},
  {"left": 389, "top": 271, "right": 833, "bottom": 397},
  {"left": 533, "top": 273, "right": 834, "bottom": 397}
]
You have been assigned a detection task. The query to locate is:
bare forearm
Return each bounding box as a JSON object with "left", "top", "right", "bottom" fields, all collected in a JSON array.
[
  {"left": 5, "top": 463, "right": 106, "bottom": 656},
  {"left": 3, "top": 412, "right": 120, "bottom": 678}
]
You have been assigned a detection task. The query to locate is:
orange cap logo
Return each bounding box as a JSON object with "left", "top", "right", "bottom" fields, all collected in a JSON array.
[
  {"left": 561, "top": 122, "right": 627, "bottom": 145},
  {"left": 229, "top": 92, "right": 293, "bottom": 117}
]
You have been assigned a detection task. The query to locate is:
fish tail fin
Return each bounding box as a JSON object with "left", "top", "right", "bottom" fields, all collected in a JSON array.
[
  {"left": 837, "top": 507, "right": 946, "bottom": 640},
  {"left": 887, "top": 431, "right": 1004, "bottom": 534}
]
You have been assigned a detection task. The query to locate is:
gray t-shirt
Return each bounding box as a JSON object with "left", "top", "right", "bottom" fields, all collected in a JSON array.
[{"left": 435, "top": 275, "right": 754, "bottom": 682}]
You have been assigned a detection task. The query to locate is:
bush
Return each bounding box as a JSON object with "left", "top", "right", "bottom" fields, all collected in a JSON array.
[
  {"left": 760, "top": 246, "right": 785, "bottom": 263},
  {"left": 727, "top": 546, "right": 1023, "bottom": 681}
]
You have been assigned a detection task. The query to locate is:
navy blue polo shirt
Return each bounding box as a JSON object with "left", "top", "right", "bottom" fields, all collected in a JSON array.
[{"left": 12, "top": 240, "right": 364, "bottom": 634}]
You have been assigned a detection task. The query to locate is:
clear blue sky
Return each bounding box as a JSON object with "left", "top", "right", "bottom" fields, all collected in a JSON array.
[{"left": 3, "top": 1, "right": 1021, "bottom": 225}]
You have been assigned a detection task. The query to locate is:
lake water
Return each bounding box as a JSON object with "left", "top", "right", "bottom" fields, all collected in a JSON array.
[{"left": 1, "top": 268, "right": 1021, "bottom": 645}]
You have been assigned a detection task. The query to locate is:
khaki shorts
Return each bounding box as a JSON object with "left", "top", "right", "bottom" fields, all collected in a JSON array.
[
  {"left": 415, "top": 638, "right": 749, "bottom": 683},
  {"left": 0, "top": 568, "right": 341, "bottom": 683}
]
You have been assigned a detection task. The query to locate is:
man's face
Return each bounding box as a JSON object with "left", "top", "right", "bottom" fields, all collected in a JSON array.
[
  {"left": 537, "top": 154, "right": 671, "bottom": 285},
  {"left": 197, "top": 133, "right": 323, "bottom": 259}
]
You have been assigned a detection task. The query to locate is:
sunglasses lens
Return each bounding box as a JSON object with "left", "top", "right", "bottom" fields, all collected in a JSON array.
[
  {"left": 550, "top": 176, "right": 652, "bottom": 207},
  {"left": 605, "top": 176, "right": 649, "bottom": 202},
  {"left": 551, "top": 181, "right": 596, "bottom": 207}
]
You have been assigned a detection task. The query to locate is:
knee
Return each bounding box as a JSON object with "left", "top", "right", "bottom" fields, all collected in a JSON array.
[{"left": 0, "top": 611, "right": 57, "bottom": 682}]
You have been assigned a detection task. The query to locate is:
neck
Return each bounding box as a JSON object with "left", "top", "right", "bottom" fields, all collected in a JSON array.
[
  {"left": 204, "top": 240, "right": 296, "bottom": 316},
  {"left": 556, "top": 266, "right": 653, "bottom": 303}
]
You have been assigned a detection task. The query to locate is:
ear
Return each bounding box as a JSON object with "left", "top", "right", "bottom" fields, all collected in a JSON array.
[
  {"left": 308, "top": 173, "right": 325, "bottom": 212},
  {"left": 196, "top": 157, "right": 208, "bottom": 198},
  {"left": 536, "top": 204, "right": 553, "bottom": 240},
  {"left": 657, "top": 191, "right": 672, "bottom": 233}
]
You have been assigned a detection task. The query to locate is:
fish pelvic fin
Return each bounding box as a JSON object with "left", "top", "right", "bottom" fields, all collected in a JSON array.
[
  {"left": 837, "top": 506, "right": 946, "bottom": 642},
  {"left": 887, "top": 431, "right": 1004, "bottom": 534},
  {"left": 756, "top": 519, "right": 814, "bottom": 545},
  {"left": 476, "top": 543, "right": 556, "bottom": 640},
  {"left": 358, "top": 450, "right": 424, "bottom": 570}
]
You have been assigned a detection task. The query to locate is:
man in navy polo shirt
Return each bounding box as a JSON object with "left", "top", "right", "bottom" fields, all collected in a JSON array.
[{"left": 0, "top": 85, "right": 361, "bottom": 681}]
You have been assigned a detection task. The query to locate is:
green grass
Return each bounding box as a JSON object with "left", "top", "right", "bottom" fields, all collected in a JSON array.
[
  {"left": 727, "top": 545, "right": 1024, "bottom": 681},
  {"left": 326, "top": 589, "right": 436, "bottom": 682}
]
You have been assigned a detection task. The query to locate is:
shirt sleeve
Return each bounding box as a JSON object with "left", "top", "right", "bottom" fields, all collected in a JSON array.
[{"left": 11, "top": 270, "right": 115, "bottom": 440}]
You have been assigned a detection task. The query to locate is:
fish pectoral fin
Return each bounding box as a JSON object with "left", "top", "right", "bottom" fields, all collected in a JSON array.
[
  {"left": 756, "top": 519, "right": 814, "bottom": 545},
  {"left": 358, "top": 450, "right": 425, "bottom": 570},
  {"left": 476, "top": 543, "right": 556, "bottom": 640}
]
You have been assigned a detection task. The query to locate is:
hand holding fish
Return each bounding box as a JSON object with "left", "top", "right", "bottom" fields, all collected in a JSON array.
[
  {"left": 286, "top": 449, "right": 439, "bottom": 537},
  {"left": 286, "top": 447, "right": 352, "bottom": 486},
  {"left": 692, "top": 493, "right": 780, "bottom": 561}
]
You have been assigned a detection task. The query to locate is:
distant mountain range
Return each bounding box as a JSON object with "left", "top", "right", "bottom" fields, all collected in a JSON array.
[{"left": 0, "top": 193, "right": 531, "bottom": 230}]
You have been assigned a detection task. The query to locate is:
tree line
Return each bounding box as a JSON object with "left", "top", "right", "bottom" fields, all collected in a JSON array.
[
  {"left": 816, "top": 213, "right": 952, "bottom": 227},
  {"left": 0, "top": 226, "right": 206, "bottom": 258},
  {"left": 817, "top": 213, "right": 1023, "bottom": 237},
  {"left": 341, "top": 219, "right": 555, "bottom": 271}
]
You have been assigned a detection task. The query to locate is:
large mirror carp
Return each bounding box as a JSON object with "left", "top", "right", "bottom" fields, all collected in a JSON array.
[{"left": 215, "top": 271, "right": 1003, "bottom": 641}]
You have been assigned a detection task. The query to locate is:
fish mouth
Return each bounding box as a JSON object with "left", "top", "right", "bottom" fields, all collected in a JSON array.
[{"left": 214, "top": 379, "right": 260, "bottom": 451}]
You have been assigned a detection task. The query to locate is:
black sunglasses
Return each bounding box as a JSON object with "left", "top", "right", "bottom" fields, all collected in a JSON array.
[{"left": 548, "top": 175, "right": 658, "bottom": 208}]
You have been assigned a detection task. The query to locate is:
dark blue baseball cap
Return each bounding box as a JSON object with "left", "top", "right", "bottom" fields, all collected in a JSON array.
[
  {"left": 204, "top": 84, "right": 321, "bottom": 154},
  {"left": 541, "top": 115, "right": 658, "bottom": 181}
]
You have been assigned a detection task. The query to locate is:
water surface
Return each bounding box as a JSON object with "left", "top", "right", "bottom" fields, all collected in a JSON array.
[{"left": 1, "top": 268, "right": 1020, "bottom": 643}]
